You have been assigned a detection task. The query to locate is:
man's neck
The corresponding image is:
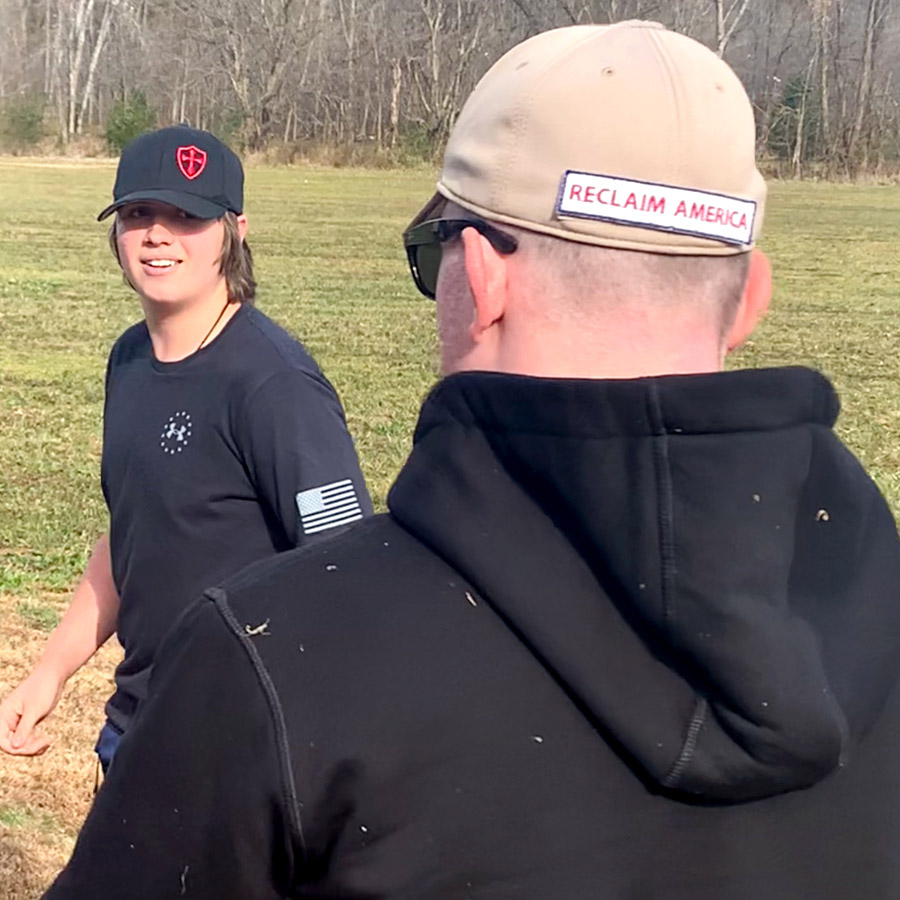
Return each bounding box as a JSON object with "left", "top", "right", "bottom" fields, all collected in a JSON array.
[
  {"left": 455, "top": 316, "right": 726, "bottom": 380},
  {"left": 142, "top": 291, "right": 239, "bottom": 363}
]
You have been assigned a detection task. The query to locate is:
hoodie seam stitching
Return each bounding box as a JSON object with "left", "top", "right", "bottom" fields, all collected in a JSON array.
[
  {"left": 651, "top": 382, "right": 709, "bottom": 789},
  {"left": 664, "top": 698, "right": 709, "bottom": 787},
  {"left": 648, "top": 383, "right": 676, "bottom": 629},
  {"left": 208, "top": 587, "right": 308, "bottom": 868}
]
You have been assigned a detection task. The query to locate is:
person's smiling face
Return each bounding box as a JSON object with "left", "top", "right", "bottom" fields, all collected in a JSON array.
[{"left": 115, "top": 201, "right": 226, "bottom": 308}]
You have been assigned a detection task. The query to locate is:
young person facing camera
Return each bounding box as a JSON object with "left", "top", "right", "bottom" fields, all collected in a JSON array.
[{"left": 0, "top": 125, "right": 371, "bottom": 773}]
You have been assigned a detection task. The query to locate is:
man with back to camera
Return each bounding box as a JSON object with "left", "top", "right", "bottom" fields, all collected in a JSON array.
[
  {"left": 0, "top": 124, "right": 371, "bottom": 775},
  {"left": 43, "top": 21, "right": 900, "bottom": 900}
]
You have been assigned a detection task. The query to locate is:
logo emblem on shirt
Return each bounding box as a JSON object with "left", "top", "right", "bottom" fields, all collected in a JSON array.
[
  {"left": 296, "top": 479, "right": 363, "bottom": 535},
  {"left": 175, "top": 145, "right": 207, "bottom": 180},
  {"left": 160, "top": 411, "right": 193, "bottom": 455}
]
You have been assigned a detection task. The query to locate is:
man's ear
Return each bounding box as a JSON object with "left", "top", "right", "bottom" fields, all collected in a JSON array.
[
  {"left": 461, "top": 226, "right": 509, "bottom": 341},
  {"left": 726, "top": 248, "right": 772, "bottom": 352}
]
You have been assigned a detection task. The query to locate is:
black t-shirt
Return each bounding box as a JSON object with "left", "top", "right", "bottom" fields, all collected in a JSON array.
[{"left": 101, "top": 304, "right": 372, "bottom": 730}]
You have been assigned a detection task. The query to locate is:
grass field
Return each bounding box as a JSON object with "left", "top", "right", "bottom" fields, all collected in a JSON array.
[{"left": 2, "top": 162, "right": 900, "bottom": 897}]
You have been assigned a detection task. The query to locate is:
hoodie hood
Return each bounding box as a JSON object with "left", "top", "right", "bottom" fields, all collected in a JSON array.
[{"left": 389, "top": 367, "right": 900, "bottom": 803}]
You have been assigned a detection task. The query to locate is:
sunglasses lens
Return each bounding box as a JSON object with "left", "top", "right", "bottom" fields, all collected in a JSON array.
[{"left": 415, "top": 241, "right": 442, "bottom": 299}]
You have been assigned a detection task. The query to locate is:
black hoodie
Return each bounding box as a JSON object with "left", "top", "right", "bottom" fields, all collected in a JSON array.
[{"left": 45, "top": 368, "right": 900, "bottom": 900}]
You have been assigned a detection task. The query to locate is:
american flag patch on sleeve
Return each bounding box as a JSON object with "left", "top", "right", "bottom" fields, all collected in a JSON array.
[{"left": 295, "top": 479, "right": 364, "bottom": 535}]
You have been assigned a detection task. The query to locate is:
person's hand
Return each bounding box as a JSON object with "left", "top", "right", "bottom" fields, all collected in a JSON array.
[{"left": 0, "top": 667, "right": 66, "bottom": 756}]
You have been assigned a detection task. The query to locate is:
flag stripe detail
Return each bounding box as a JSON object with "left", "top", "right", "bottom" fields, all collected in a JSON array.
[
  {"left": 304, "top": 510, "right": 365, "bottom": 534},
  {"left": 301, "top": 500, "right": 362, "bottom": 525},
  {"left": 296, "top": 480, "right": 363, "bottom": 536}
]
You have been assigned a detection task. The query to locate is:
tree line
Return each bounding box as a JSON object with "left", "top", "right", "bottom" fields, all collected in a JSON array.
[{"left": 0, "top": 0, "right": 897, "bottom": 175}]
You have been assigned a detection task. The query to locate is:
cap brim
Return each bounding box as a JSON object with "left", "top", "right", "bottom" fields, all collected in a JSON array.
[
  {"left": 405, "top": 191, "right": 447, "bottom": 232},
  {"left": 97, "top": 189, "right": 229, "bottom": 222}
]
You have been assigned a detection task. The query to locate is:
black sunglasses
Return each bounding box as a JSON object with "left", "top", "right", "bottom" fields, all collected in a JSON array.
[{"left": 403, "top": 217, "right": 518, "bottom": 300}]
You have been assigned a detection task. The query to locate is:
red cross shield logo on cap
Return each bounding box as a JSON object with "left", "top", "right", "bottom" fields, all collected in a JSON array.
[{"left": 176, "top": 145, "right": 207, "bottom": 180}]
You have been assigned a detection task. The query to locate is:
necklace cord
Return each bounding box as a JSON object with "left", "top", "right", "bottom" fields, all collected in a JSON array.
[{"left": 197, "top": 301, "right": 232, "bottom": 352}]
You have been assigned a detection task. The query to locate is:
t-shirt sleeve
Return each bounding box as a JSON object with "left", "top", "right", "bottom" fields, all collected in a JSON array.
[
  {"left": 42, "top": 597, "right": 296, "bottom": 900},
  {"left": 240, "top": 368, "right": 373, "bottom": 548}
]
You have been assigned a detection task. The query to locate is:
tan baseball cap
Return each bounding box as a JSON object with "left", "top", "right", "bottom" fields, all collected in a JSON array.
[{"left": 415, "top": 21, "right": 766, "bottom": 256}]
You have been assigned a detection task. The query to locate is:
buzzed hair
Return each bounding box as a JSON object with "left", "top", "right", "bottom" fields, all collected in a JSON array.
[{"left": 506, "top": 226, "right": 750, "bottom": 337}]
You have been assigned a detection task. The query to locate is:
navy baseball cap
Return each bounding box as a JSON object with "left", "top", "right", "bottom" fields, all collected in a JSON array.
[{"left": 97, "top": 124, "right": 244, "bottom": 221}]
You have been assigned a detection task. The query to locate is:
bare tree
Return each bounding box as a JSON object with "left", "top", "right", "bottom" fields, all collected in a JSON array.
[
  {"left": 714, "top": 0, "right": 753, "bottom": 57},
  {"left": 846, "top": 0, "right": 892, "bottom": 171},
  {"left": 1, "top": 0, "right": 899, "bottom": 175}
]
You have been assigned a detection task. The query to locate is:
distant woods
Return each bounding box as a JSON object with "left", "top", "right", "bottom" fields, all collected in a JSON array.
[{"left": 0, "top": 0, "right": 898, "bottom": 175}]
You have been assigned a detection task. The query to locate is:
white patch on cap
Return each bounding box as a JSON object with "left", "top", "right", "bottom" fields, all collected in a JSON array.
[{"left": 556, "top": 171, "right": 756, "bottom": 246}]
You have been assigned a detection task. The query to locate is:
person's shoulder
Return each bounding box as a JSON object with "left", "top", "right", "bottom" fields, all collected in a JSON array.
[
  {"left": 213, "top": 514, "right": 453, "bottom": 628},
  {"left": 110, "top": 320, "right": 149, "bottom": 353},
  {"left": 221, "top": 514, "right": 407, "bottom": 594},
  {"left": 227, "top": 307, "right": 345, "bottom": 417},
  {"left": 205, "top": 515, "right": 487, "bottom": 723},
  {"left": 107, "top": 320, "right": 151, "bottom": 367},
  {"left": 237, "top": 306, "right": 324, "bottom": 379}
]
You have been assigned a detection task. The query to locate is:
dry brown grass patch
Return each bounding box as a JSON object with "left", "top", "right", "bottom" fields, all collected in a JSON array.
[{"left": 0, "top": 593, "right": 121, "bottom": 900}]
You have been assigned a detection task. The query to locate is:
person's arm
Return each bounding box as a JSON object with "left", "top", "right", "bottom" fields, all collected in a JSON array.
[
  {"left": 42, "top": 594, "right": 293, "bottom": 900},
  {"left": 242, "top": 369, "right": 373, "bottom": 548},
  {"left": 0, "top": 534, "right": 119, "bottom": 756}
]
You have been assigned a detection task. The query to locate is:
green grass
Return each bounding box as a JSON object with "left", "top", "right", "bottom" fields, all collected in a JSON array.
[
  {"left": 1, "top": 164, "right": 900, "bottom": 596},
  {"left": 0, "top": 804, "right": 59, "bottom": 834},
  {"left": 15, "top": 599, "right": 63, "bottom": 633}
]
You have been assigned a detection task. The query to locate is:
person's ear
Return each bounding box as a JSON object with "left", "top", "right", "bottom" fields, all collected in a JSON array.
[
  {"left": 460, "top": 226, "right": 509, "bottom": 341},
  {"left": 726, "top": 248, "right": 772, "bottom": 352},
  {"left": 235, "top": 214, "right": 248, "bottom": 242}
]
